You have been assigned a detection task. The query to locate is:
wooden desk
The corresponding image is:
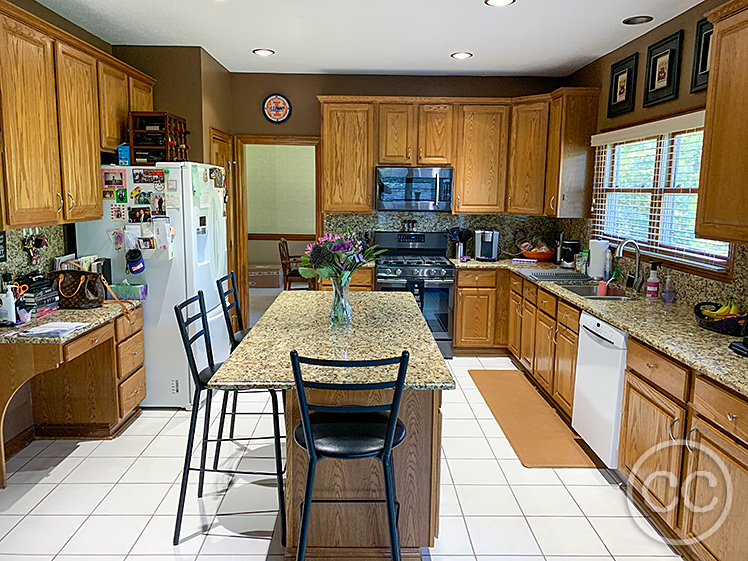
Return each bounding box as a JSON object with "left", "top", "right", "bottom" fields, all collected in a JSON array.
[
  {"left": 209, "top": 292, "right": 455, "bottom": 561},
  {"left": 0, "top": 303, "right": 145, "bottom": 487}
]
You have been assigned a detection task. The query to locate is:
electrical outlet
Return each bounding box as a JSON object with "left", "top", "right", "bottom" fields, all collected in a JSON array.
[{"left": 171, "top": 379, "right": 180, "bottom": 394}]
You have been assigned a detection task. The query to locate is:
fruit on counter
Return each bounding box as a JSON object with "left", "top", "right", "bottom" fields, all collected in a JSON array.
[{"left": 700, "top": 298, "right": 742, "bottom": 320}]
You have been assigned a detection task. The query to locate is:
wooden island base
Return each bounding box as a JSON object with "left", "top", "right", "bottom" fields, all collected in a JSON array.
[{"left": 283, "top": 388, "right": 442, "bottom": 560}]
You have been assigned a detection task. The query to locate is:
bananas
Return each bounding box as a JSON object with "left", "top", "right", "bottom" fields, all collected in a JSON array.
[{"left": 702, "top": 298, "right": 742, "bottom": 320}]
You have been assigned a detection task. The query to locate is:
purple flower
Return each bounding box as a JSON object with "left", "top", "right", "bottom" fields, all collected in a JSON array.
[{"left": 330, "top": 241, "right": 352, "bottom": 252}]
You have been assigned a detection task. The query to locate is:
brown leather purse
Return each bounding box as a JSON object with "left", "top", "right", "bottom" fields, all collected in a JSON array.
[{"left": 52, "top": 262, "right": 134, "bottom": 322}]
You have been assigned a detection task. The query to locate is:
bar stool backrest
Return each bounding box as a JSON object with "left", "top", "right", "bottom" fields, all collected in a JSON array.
[
  {"left": 216, "top": 271, "right": 245, "bottom": 350},
  {"left": 174, "top": 290, "right": 216, "bottom": 389},
  {"left": 289, "top": 350, "right": 410, "bottom": 461}
]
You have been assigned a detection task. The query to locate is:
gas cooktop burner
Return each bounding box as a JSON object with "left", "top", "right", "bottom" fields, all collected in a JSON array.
[{"left": 378, "top": 255, "right": 453, "bottom": 267}]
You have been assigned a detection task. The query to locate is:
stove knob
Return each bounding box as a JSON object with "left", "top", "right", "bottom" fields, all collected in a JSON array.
[
  {"left": 395, "top": 268, "right": 402, "bottom": 276},
  {"left": 385, "top": 268, "right": 393, "bottom": 276},
  {"left": 413, "top": 269, "right": 420, "bottom": 276},
  {"left": 440, "top": 268, "right": 447, "bottom": 276},
  {"left": 428, "top": 269, "right": 436, "bottom": 276}
]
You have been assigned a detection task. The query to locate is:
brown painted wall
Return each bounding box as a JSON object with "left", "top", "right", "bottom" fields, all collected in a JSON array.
[
  {"left": 201, "top": 50, "right": 232, "bottom": 160},
  {"left": 230, "top": 73, "right": 563, "bottom": 136},
  {"left": 567, "top": 0, "right": 723, "bottom": 132}
]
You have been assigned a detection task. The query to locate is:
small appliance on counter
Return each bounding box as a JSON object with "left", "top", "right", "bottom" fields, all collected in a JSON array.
[
  {"left": 474, "top": 230, "right": 500, "bottom": 261},
  {"left": 560, "top": 240, "right": 582, "bottom": 269},
  {"left": 588, "top": 240, "right": 609, "bottom": 279}
]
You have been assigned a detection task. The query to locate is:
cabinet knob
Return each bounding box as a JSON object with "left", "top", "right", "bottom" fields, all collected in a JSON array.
[
  {"left": 133, "top": 351, "right": 138, "bottom": 356},
  {"left": 475, "top": 276, "right": 479, "bottom": 281},
  {"left": 91, "top": 337, "right": 98, "bottom": 343},
  {"left": 134, "top": 389, "right": 140, "bottom": 394},
  {"left": 646, "top": 363, "right": 655, "bottom": 369},
  {"left": 541, "top": 299, "right": 548, "bottom": 304},
  {"left": 728, "top": 413, "right": 738, "bottom": 422}
]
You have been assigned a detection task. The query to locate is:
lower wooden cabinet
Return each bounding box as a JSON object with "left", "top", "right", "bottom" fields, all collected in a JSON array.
[
  {"left": 508, "top": 291, "right": 522, "bottom": 358},
  {"left": 519, "top": 301, "right": 536, "bottom": 371},
  {"left": 619, "top": 372, "right": 686, "bottom": 528},
  {"left": 552, "top": 325, "right": 577, "bottom": 417},
  {"left": 319, "top": 268, "right": 374, "bottom": 291},
  {"left": 533, "top": 310, "right": 555, "bottom": 393},
  {"left": 455, "top": 287, "right": 496, "bottom": 348},
  {"left": 681, "top": 416, "right": 748, "bottom": 561}
]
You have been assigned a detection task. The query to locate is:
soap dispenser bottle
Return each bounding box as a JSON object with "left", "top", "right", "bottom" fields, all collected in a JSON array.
[{"left": 646, "top": 262, "right": 661, "bottom": 299}]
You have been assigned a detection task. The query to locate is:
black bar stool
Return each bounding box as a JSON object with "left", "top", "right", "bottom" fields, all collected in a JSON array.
[
  {"left": 289, "top": 350, "right": 410, "bottom": 561},
  {"left": 173, "top": 290, "right": 286, "bottom": 546}
]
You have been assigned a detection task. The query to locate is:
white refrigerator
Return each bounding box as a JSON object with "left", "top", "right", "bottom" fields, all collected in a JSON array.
[{"left": 76, "top": 162, "right": 230, "bottom": 408}]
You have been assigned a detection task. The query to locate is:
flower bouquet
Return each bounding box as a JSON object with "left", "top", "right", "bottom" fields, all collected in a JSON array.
[{"left": 299, "top": 229, "right": 385, "bottom": 325}]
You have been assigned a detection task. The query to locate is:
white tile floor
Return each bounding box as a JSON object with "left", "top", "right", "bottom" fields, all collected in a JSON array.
[{"left": 0, "top": 356, "right": 683, "bottom": 560}]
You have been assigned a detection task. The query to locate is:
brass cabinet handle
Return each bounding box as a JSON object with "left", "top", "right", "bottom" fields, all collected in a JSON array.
[
  {"left": 67, "top": 192, "right": 75, "bottom": 211},
  {"left": 669, "top": 417, "right": 679, "bottom": 441},
  {"left": 56, "top": 192, "right": 63, "bottom": 213}
]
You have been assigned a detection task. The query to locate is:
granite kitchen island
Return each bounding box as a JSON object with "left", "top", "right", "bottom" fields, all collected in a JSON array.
[{"left": 209, "top": 291, "right": 454, "bottom": 561}]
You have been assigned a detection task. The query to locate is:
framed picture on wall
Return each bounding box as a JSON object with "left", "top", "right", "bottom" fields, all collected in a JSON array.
[
  {"left": 643, "top": 30, "right": 684, "bottom": 107},
  {"left": 607, "top": 53, "right": 638, "bottom": 118},
  {"left": 691, "top": 18, "right": 713, "bottom": 93}
]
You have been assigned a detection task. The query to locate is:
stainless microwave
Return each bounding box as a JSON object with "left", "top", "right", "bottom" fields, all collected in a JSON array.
[{"left": 376, "top": 167, "right": 453, "bottom": 212}]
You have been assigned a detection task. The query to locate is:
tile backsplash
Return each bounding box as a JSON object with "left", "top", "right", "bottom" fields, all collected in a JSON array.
[{"left": 0, "top": 225, "right": 66, "bottom": 279}]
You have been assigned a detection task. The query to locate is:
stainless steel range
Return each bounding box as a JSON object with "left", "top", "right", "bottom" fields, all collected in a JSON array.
[{"left": 374, "top": 232, "right": 455, "bottom": 358}]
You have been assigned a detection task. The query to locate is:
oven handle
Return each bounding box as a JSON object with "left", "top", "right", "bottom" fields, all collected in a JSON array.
[
  {"left": 376, "top": 278, "right": 408, "bottom": 287},
  {"left": 435, "top": 170, "right": 441, "bottom": 207},
  {"left": 424, "top": 279, "right": 455, "bottom": 288}
]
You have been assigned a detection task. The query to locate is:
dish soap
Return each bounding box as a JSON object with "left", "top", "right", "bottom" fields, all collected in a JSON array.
[
  {"left": 646, "top": 262, "right": 661, "bottom": 299},
  {"left": 660, "top": 275, "right": 676, "bottom": 303}
]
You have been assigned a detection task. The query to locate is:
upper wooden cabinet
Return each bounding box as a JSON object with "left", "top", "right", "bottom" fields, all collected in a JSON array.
[
  {"left": 454, "top": 104, "right": 510, "bottom": 214},
  {"left": 378, "top": 104, "right": 416, "bottom": 165},
  {"left": 129, "top": 76, "right": 154, "bottom": 112},
  {"left": 0, "top": 15, "right": 61, "bottom": 227},
  {"left": 544, "top": 88, "right": 599, "bottom": 218},
  {"left": 507, "top": 98, "right": 550, "bottom": 216},
  {"left": 56, "top": 42, "right": 102, "bottom": 222},
  {"left": 417, "top": 104, "right": 453, "bottom": 165},
  {"left": 696, "top": 1, "right": 748, "bottom": 244},
  {"left": 322, "top": 103, "right": 374, "bottom": 212},
  {"left": 98, "top": 62, "right": 129, "bottom": 150}
]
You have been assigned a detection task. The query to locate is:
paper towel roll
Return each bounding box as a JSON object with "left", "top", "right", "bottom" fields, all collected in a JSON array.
[{"left": 588, "top": 239, "right": 609, "bottom": 279}]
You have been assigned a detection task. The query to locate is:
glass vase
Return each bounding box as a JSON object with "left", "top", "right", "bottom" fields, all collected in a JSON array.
[{"left": 329, "top": 277, "right": 352, "bottom": 326}]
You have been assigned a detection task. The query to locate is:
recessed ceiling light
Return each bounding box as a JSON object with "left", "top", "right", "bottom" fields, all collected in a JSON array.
[
  {"left": 484, "top": 0, "right": 516, "bottom": 6},
  {"left": 451, "top": 51, "right": 473, "bottom": 60},
  {"left": 623, "top": 15, "right": 654, "bottom": 25},
  {"left": 253, "top": 48, "right": 275, "bottom": 57}
]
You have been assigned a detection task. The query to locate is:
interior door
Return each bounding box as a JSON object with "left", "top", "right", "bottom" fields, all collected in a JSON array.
[
  {"left": 56, "top": 41, "right": 102, "bottom": 222},
  {"left": 0, "top": 15, "right": 60, "bottom": 226}
]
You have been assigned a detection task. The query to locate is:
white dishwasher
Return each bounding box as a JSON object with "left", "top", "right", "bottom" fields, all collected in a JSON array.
[{"left": 572, "top": 312, "right": 629, "bottom": 469}]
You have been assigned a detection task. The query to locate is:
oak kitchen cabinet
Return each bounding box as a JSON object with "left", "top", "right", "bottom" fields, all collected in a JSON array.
[
  {"left": 507, "top": 97, "right": 550, "bottom": 216},
  {"left": 129, "top": 75, "right": 154, "bottom": 112},
  {"left": 454, "top": 269, "right": 510, "bottom": 350},
  {"left": 321, "top": 103, "right": 375, "bottom": 213},
  {"left": 98, "top": 62, "right": 130, "bottom": 150},
  {"left": 533, "top": 307, "right": 556, "bottom": 393},
  {"left": 453, "top": 104, "right": 510, "bottom": 214},
  {"left": 378, "top": 103, "right": 453, "bottom": 166},
  {"left": 508, "top": 274, "right": 523, "bottom": 357},
  {"left": 0, "top": 2, "right": 155, "bottom": 228},
  {"left": 696, "top": 0, "right": 748, "bottom": 244},
  {"left": 544, "top": 88, "right": 599, "bottom": 218}
]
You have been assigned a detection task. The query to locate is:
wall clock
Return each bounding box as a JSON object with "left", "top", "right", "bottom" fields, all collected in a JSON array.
[{"left": 263, "top": 93, "right": 292, "bottom": 123}]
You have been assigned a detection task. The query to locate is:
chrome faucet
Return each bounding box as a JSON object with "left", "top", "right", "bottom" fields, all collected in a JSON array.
[{"left": 615, "top": 239, "right": 644, "bottom": 292}]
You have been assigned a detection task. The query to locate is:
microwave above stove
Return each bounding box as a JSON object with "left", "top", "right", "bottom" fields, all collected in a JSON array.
[{"left": 376, "top": 167, "right": 453, "bottom": 212}]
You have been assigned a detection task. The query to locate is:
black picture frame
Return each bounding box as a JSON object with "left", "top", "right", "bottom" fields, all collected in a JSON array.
[
  {"left": 691, "top": 18, "right": 713, "bottom": 93},
  {"left": 607, "top": 53, "right": 639, "bottom": 118},
  {"left": 643, "top": 30, "right": 684, "bottom": 107}
]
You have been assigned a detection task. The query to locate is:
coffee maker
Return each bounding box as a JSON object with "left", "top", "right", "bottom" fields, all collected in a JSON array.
[
  {"left": 560, "top": 240, "right": 582, "bottom": 269},
  {"left": 474, "top": 230, "right": 500, "bottom": 261}
]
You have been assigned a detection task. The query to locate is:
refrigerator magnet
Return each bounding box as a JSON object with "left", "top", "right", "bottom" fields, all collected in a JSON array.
[
  {"left": 102, "top": 169, "right": 126, "bottom": 190},
  {"left": 167, "top": 180, "right": 178, "bottom": 192},
  {"left": 152, "top": 194, "right": 166, "bottom": 216},
  {"left": 135, "top": 191, "right": 152, "bottom": 205},
  {"left": 115, "top": 189, "right": 127, "bottom": 204},
  {"left": 130, "top": 186, "right": 142, "bottom": 200},
  {"left": 110, "top": 204, "right": 126, "bottom": 221},
  {"left": 103, "top": 188, "right": 115, "bottom": 200}
]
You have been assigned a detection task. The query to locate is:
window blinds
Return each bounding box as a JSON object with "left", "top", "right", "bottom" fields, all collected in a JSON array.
[{"left": 591, "top": 121, "right": 731, "bottom": 272}]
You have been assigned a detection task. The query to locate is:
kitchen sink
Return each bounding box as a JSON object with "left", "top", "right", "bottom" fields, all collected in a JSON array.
[{"left": 556, "top": 284, "right": 632, "bottom": 301}]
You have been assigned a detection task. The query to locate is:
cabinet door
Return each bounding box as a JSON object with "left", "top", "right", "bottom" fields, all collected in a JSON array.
[
  {"left": 520, "top": 301, "right": 536, "bottom": 371},
  {"left": 98, "top": 62, "right": 129, "bottom": 150},
  {"left": 56, "top": 42, "right": 102, "bottom": 222},
  {"left": 322, "top": 103, "right": 374, "bottom": 212},
  {"left": 696, "top": 7, "right": 748, "bottom": 244},
  {"left": 552, "top": 325, "right": 577, "bottom": 416},
  {"left": 508, "top": 291, "right": 522, "bottom": 358},
  {"left": 619, "top": 372, "right": 685, "bottom": 528},
  {"left": 417, "top": 104, "right": 453, "bottom": 165},
  {"left": 533, "top": 311, "right": 555, "bottom": 393},
  {"left": 493, "top": 269, "right": 510, "bottom": 347},
  {"left": 454, "top": 105, "right": 509, "bottom": 214},
  {"left": 129, "top": 76, "right": 153, "bottom": 111},
  {"left": 378, "top": 104, "right": 416, "bottom": 165},
  {"left": 0, "top": 15, "right": 60, "bottom": 226},
  {"left": 681, "top": 416, "right": 748, "bottom": 561},
  {"left": 455, "top": 287, "right": 496, "bottom": 348},
  {"left": 507, "top": 101, "right": 549, "bottom": 215}
]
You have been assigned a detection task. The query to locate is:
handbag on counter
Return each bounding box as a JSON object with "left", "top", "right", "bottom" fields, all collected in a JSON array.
[{"left": 50, "top": 262, "right": 135, "bottom": 320}]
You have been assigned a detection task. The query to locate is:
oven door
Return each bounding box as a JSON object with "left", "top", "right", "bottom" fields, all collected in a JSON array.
[
  {"left": 375, "top": 277, "right": 454, "bottom": 342},
  {"left": 376, "top": 167, "right": 452, "bottom": 212}
]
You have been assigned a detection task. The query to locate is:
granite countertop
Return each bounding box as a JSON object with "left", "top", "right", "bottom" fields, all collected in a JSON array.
[
  {"left": 0, "top": 302, "right": 141, "bottom": 345},
  {"left": 451, "top": 258, "right": 748, "bottom": 397},
  {"left": 209, "top": 291, "right": 455, "bottom": 391}
]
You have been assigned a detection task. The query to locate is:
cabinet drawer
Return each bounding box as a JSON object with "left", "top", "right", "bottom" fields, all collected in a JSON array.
[
  {"left": 63, "top": 322, "right": 114, "bottom": 362},
  {"left": 320, "top": 268, "right": 374, "bottom": 289},
  {"left": 693, "top": 376, "right": 748, "bottom": 444},
  {"left": 457, "top": 270, "right": 497, "bottom": 288},
  {"left": 117, "top": 330, "right": 144, "bottom": 379},
  {"left": 522, "top": 280, "right": 537, "bottom": 305},
  {"left": 115, "top": 306, "right": 143, "bottom": 341},
  {"left": 510, "top": 273, "right": 523, "bottom": 294},
  {"left": 536, "top": 288, "right": 557, "bottom": 317},
  {"left": 627, "top": 339, "right": 689, "bottom": 402},
  {"left": 556, "top": 300, "right": 580, "bottom": 333},
  {"left": 118, "top": 365, "right": 146, "bottom": 417}
]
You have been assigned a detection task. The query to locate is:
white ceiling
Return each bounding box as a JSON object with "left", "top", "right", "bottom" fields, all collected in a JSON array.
[{"left": 37, "top": 0, "right": 704, "bottom": 76}]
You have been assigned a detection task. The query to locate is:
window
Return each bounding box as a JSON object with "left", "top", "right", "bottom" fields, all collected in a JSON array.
[{"left": 592, "top": 120, "right": 731, "bottom": 274}]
